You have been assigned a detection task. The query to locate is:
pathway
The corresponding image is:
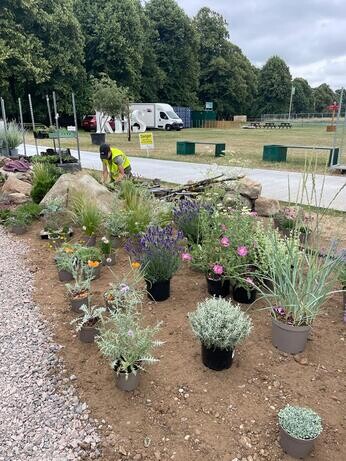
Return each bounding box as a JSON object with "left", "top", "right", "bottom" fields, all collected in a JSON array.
[{"left": 20, "top": 145, "right": 346, "bottom": 211}]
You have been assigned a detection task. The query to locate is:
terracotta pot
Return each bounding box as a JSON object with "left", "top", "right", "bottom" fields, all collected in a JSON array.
[
  {"left": 201, "top": 344, "right": 234, "bottom": 371},
  {"left": 279, "top": 425, "right": 318, "bottom": 459},
  {"left": 116, "top": 371, "right": 140, "bottom": 392},
  {"left": 58, "top": 269, "right": 73, "bottom": 282},
  {"left": 70, "top": 293, "right": 89, "bottom": 313},
  {"left": 79, "top": 324, "right": 98, "bottom": 343},
  {"left": 146, "top": 279, "right": 171, "bottom": 302},
  {"left": 206, "top": 277, "right": 230, "bottom": 298},
  {"left": 272, "top": 317, "right": 310, "bottom": 354},
  {"left": 232, "top": 286, "right": 257, "bottom": 304}
]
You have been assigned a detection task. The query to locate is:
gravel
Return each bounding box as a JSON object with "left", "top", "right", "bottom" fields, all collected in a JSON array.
[{"left": 0, "top": 228, "right": 101, "bottom": 460}]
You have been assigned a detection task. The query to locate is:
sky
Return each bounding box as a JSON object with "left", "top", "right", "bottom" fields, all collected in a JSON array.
[{"left": 176, "top": 0, "right": 346, "bottom": 89}]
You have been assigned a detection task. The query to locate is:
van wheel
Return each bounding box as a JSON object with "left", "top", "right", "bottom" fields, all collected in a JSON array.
[
  {"left": 165, "top": 125, "right": 172, "bottom": 131},
  {"left": 133, "top": 123, "right": 140, "bottom": 130}
]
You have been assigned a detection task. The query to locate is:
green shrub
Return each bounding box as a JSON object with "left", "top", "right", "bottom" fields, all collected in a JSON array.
[
  {"left": 0, "top": 122, "right": 23, "bottom": 149},
  {"left": 189, "top": 297, "right": 253, "bottom": 351},
  {"left": 71, "top": 194, "right": 103, "bottom": 236},
  {"left": 16, "top": 202, "right": 42, "bottom": 221},
  {"left": 278, "top": 405, "right": 322, "bottom": 440},
  {"left": 31, "top": 163, "right": 61, "bottom": 203}
]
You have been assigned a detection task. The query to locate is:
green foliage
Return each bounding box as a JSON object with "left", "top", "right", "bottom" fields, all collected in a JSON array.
[
  {"left": 189, "top": 297, "right": 253, "bottom": 350},
  {"left": 4, "top": 213, "right": 29, "bottom": 229},
  {"left": 313, "top": 83, "right": 336, "bottom": 112},
  {"left": 256, "top": 56, "right": 292, "bottom": 115},
  {"left": 278, "top": 405, "right": 322, "bottom": 440},
  {"left": 104, "top": 207, "right": 128, "bottom": 238},
  {"left": 75, "top": 246, "right": 102, "bottom": 263},
  {"left": 104, "top": 269, "right": 145, "bottom": 312},
  {"left": 71, "top": 194, "right": 103, "bottom": 236},
  {"left": 338, "top": 263, "right": 346, "bottom": 287},
  {"left": 92, "top": 75, "right": 132, "bottom": 119},
  {"left": 257, "top": 233, "right": 342, "bottom": 326},
  {"left": 96, "top": 308, "right": 163, "bottom": 374},
  {"left": 0, "top": 209, "right": 12, "bottom": 224},
  {"left": 292, "top": 78, "right": 314, "bottom": 113},
  {"left": 15, "top": 202, "right": 42, "bottom": 221},
  {"left": 0, "top": 122, "right": 23, "bottom": 149},
  {"left": 31, "top": 163, "right": 61, "bottom": 204},
  {"left": 65, "top": 260, "right": 92, "bottom": 297}
]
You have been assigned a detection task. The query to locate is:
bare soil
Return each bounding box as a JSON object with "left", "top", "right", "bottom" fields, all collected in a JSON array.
[{"left": 20, "top": 221, "right": 346, "bottom": 461}]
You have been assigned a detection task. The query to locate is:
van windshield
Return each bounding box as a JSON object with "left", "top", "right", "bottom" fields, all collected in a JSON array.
[{"left": 166, "top": 111, "right": 180, "bottom": 120}]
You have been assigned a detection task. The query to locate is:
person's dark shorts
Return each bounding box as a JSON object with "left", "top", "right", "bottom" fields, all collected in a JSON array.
[{"left": 124, "top": 165, "right": 132, "bottom": 177}]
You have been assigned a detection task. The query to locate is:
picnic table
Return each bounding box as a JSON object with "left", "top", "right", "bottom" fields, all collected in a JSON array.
[
  {"left": 263, "top": 144, "right": 340, "bottom": 166},
  {"left": 263, "top": 122, "right": 277, "bottom": 129},
  {"left": 277, "top": 122, "right": 292, "bottom": 129},
  {"left": 177, "top": 141, "right": 226, "bottom": 157}
]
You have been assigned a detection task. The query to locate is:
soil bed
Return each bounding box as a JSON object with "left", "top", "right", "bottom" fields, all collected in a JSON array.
[{"left": 24, "top": 221, "right": 346, "bottom": 461}]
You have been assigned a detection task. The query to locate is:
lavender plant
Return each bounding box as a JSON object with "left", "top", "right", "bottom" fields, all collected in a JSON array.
[
  {"left": 173, "top": 199, "right": 212, "bottom": 243},
  {"left": 126, "top": 225, "right": 184, "bottom": 283}
]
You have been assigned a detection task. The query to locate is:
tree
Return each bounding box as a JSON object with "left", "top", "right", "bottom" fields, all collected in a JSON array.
[
  {"left": 292, "top": 78, "right": 314, "bottom": 113},
  {"left": 75, "top": 0, "right": 145, "bottom": 97},
  {"left": 144, "top": 0, "right": 199, "bottom": 106},
  {"left": 256, "top": 56, "right": 292, "bottom": 115},
  {"left": 0, "top": 0, "right": 86, "bottom": 119},
  {"left": 194, "top": 7, "right": 258, "bottom": 117},
  {"left": 313, "top": 84, "right": 336, "bottom": 112}
]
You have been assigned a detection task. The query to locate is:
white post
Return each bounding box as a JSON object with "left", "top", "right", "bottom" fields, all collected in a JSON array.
[{"left": 288, "top": 86, "right": 295, "bottom": 120}]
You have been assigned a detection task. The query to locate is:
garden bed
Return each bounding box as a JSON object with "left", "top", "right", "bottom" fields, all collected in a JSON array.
[{"left": 22, "top": 221, "right": 346, "bottom": 461}]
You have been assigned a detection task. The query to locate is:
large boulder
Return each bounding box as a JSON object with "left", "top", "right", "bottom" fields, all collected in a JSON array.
[
  {"left": 1, "top": 175, "right": 32, "bottom": 196},
  {"left": 223, "top": 192, "right": 253, "bottom": 210},
  {"left": 255, "top": 196, "right": 280, "bottom": 217},
  {"left": 6, "top": 193, "right": 30, "bottom": 204},
  {"left": 40, "top": 173, "right": 114, "bottom": 214},
  {"left": 224, "top": 176, "right": 262, "bottom": 200}
]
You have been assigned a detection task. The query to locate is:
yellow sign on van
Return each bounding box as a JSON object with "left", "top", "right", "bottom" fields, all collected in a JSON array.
[{"left": 139, "top": 132, "right": 154, "bottom": 150}]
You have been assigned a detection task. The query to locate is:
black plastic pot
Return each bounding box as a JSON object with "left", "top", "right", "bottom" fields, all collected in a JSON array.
[
  {"left": 201, "top": 344, "right": 234, "bottom": 371},
  {"left": 232, "top": 286, "right": 257, "bottom": 304},
  {"left": 146, "top": 279, "right": 171, "bottom": 302},
  {"left": 206, "top": 277, "right": 230, "bottom": 298},
  {"left": 58, "top": 269, "right": 73, "bottom": 282},
  {"left": 90, "top": 133, "right": 106, "bottom": 145}
]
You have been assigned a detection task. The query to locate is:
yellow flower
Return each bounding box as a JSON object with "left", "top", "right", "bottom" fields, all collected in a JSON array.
[
  {"left": 131, "top": 261, "right": 141, "bottom": 269},
  {"left": 88, "top": 260, "right": 100, "bottom": 268},
  {"left": 64, "top": 247, "right": 74, "bottom": 254}
]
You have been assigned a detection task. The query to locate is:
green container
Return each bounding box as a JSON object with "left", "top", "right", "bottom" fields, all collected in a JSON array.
[
  {"left": 263, "top": 145, "right": 287, "bottom": 162},
  {"left": 328, "top": 147, "right": 339, "bottom": 167},
  {"left": 215, "top": 143, "right": 226, "bottom": 157},
  {"left": 177, "top": 141, "right": 195, "bottom": 155}
]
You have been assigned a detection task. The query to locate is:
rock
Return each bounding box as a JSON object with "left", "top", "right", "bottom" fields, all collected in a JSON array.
[
  {"left": 40, "top": 173, "right": 114, "bottom": 214},
  {"left": 254, "top": 197, "right": 280, "bottom": 217},
  {"left": 293, "top": 355, "right": 309, "bottom": 366},
  {"left": 154, "top": 451, "right": 161, "bottom": 460},
  {"left": 1, "top": 176, "right": 32, "bottom": 196},
  {"left": 0, "top": 156, "right": 8, "bottom": 167},
  {"left": 223, "top": 192, "right": 253, "bottom": 210},
  {"left": 238, "top": 177, "right": 262, "bottom": 199},
  {"left": 239, "top": 435, "right": 252, "bottom": 449},
  {"left": 7, "top": 192, "right": 30, "bottom": 204}
]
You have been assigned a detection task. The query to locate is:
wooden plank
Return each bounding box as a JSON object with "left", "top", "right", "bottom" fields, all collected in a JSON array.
[{"left": 282, "top": 145, "right": 334, "bottom": 150}]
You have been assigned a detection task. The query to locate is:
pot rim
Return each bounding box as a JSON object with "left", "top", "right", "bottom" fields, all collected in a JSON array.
[
  {"left": 202, "top": 343, "right": 235, "bottom": 358},
  {"left": 272, "top": 316, "right": 311, "bottom": 332},
  {"left": 279, "top": 424, "right": 320, "bottom": 442}
]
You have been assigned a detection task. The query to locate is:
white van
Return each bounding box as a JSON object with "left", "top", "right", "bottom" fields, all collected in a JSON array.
[{"left": 130, "top": 103, "right": 183, "bottom": 131}]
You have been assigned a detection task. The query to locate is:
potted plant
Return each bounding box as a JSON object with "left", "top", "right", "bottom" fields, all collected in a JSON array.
[
  {"left": 257, "top": 233, "right": 342, "bottom": 354},
  {"left": 104, "top": 270, "right": 145, "bottom": 312},
  {"left": 99, "top": 236, "right": 116, "bottom": 266},
  {"left": 126, "top": 225, "right": 183, "bottom": 302},
  {"left": 41, "top": 199, "right": 73, "bottom": 244},
  {"left": 71, "top": 304, "right": 106, "bottom": 343},
  {"left": 96, "top": 308, "right": 163, "bottom": 391},
  {"left": 338, "top": 262, "right": 346, "bottom": 323},
  {"left": 273, "top": 207, "right": 311, "bottom": 245},
  {"left": 278, "top": 405, "right": 322, "bottom": 459},
  {"left": 71, "top": 195, "right": 103, "bottom": 246},
  {"left": 189, "top": 297, "right": 252, "bottom": 371},
  {"left": 173, "top": 199, "right": 212, "bottom": 244},
  {"left": 66, "top": 262, "right": 93, "bottom": 313},
  {"left": 55, "top": 250, "right": 75, "bottom": 282},
  {"left": 75, "top": 246, "right": 103, "bottom": 280},
  {"left": 104, "top": 208, "right": 128, "bottom": 248},
  {"left": 4, "top": 214, "right": 29, "bottom": 235},
  {"left": 206, "top": 263, "right": 230, "bottom": 298},
  {"left": 0, "top": 122, "right": 23, "bottom": 156}
]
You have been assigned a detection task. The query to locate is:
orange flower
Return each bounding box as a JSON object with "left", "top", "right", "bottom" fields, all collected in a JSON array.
[
  {"left": 64, "top": 246, "right": 74, "bottom": 254},
  {"left": 88, "top": 260, "right": 100, "bottom": 268},
  {"left": 131, "top": 261, "right": 141, "bottom": 269}
]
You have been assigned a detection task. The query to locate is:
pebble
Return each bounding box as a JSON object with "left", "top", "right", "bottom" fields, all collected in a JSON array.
[{"left": 0, "top": 229, "right": 101, "bottom": 460}]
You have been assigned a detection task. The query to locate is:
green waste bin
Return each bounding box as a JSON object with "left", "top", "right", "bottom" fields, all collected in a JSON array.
[
  {"left": 328, "top": 148, "right": 339, "bottom": 167},
  {"left": 215, "top": 143, "right": 226, "bottom": 157},
  {"left": 263, "top": 145, "right": 287, "bottom": 162},
  {"left": 177, "top": 141, "right": 195, "bottom": 155}
]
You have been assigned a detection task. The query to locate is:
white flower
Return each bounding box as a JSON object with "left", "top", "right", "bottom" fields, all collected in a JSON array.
[
  {"left": 106, "top": 257, "right": 112, "bottom": 263},
  {"left": 101, "top": 236, "right": 109, "bottom": 244},
  {"left": 82, "top": 226, "right": 87, "bottom": 231}
]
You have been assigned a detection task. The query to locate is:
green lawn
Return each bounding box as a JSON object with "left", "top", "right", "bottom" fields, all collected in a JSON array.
[{"left": 27, "top": 125, "right": 343, "bottom": 173}]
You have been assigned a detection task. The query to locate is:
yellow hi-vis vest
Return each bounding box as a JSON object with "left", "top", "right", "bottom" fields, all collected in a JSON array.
[{"left": 103, "top": 148, "right": 130, "bottom": 179}]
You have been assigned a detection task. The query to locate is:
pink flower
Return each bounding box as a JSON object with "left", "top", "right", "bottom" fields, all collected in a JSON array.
[
  {"left": 213, "top": 264, "right": 224, "bottom": 275},
  {"left": 245, "top": 277, "right": 254, "bottom": 285},
  {"left": 237, "top": 246, "right": 248, "bottom": 257},
  {"left": 220, "top": 236, "right": 230, "bottom": 247},
  {"left": 127, "top": 329, "right": 134, "bottom": 337},
  {"left": 221, "top": 224, "right": 228, "bottom": 232},
  {"left": 249, "top": 211, "right": 258, "bottom": 217},
  {"left": 181, "top": 252, "right": 192, "bottom": 262}
]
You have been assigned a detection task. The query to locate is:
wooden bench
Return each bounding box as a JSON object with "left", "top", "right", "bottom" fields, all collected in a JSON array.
[
  {"left": 177, "top": 141, "right": 226, "bottom": 157},
  {"left": 263, "top": 144, "right": 340, "bottom": 166}
]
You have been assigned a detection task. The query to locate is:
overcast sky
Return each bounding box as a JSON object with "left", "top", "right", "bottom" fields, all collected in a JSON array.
[{"left": 176, "top": 0, "right": 346, "bottom": 89}]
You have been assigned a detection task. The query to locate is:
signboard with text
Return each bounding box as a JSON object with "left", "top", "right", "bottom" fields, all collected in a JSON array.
[{"left": 139, "top": 132, "right": 154, "bottom": 150}]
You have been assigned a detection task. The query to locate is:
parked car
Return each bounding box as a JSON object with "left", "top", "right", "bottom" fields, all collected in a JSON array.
[{"left": 81, "top": 115, "right": 115, "bottom": 132}]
